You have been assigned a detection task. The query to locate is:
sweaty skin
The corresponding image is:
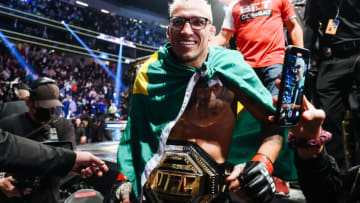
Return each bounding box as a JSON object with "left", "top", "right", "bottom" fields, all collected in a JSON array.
[{"left": 169, "top": 77, "right": 237, "bottom": 163}]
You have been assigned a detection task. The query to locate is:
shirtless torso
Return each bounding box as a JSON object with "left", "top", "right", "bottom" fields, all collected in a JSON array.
[{"left": 169, "top": 76, "right": 238, "bottom": 163}]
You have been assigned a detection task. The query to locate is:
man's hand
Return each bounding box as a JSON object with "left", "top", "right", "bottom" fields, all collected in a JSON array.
[
  {"left": 289, "top": 96, "right": 327, "bottom": 159},
  {"left": 227, "top": 163, "right": 246, "bottom": 191},
  {"left": 227, "top": 161, "right": 275, "bottom": 203},
  {"left": 117, "top": 181, "right": 132, "bottom": 203},
  {"left": 288, "top": 96, "right": 326, "bottom": 142},
  {"left": 110, "top": 180, "right": 132, "bottom": 203},
  {"left": 239, "top": 161, "right": 275, "bottom": 203},
  {"left": 0, "top": 176, "right": 31, "bottom": 198},
  {"left": 270, "top": 78, "right": 327, "bottom": 159},
  {"left": 72, "top": 151, "right": 109, "bottom": 178},
  {"left": 271, "top": 78, "right": 325, "bottom": 140}
]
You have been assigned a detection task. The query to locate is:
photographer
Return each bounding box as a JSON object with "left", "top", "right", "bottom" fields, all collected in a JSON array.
[
  {"left": 0, "top": 82, "right": 30, "bottom": 119},
  {"left": 0, "top": 77, "right": 76, "bottom": 203}
]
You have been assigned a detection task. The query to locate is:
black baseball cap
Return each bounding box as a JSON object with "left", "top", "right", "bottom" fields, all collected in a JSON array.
[{"left": 33, "top": 83, "right": 63, "bottom": 108}]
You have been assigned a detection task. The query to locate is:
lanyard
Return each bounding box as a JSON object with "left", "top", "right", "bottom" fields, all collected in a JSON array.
[{"left": 334, "top": 0, "right": 343, "bottom": 20}]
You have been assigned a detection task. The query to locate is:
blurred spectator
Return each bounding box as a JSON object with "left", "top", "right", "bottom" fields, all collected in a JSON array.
[
  {"left": 108, "top": 101, "right": 117, "bottom": 119},
  {"left": 74, "top": 117, "right": 86, "bottom": 145},
  {"left": 87, "top": 113, "right": 97, "bottom": 143},
  {"left": 68, "top": 97, "right": 77, "bottom": 117},
  {"left": 0, "top": 83, "right": 30, "bottom": 119},
  {"left": 94, "top": 113, "right": 112, "bottom": 142}
]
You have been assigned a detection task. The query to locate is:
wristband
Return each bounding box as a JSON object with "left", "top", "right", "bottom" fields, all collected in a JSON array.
[
  {"left": 117, "top": 173, "right": 129, "bottom": 181},
  {"left": 251, "top": 153, "right": 274, "bottom": 174},
  {"left": 287, "top": 129, "right": 332, "bottom": 149}
]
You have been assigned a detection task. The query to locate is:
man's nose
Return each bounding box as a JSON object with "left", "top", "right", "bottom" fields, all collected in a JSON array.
[{"left": 180, "top": 22, "right": 193, "bottom": 34}]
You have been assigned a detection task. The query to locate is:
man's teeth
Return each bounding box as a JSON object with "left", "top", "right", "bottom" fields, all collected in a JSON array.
[{"left": 180, "top": 41, "right": 196, "bottom": 45}]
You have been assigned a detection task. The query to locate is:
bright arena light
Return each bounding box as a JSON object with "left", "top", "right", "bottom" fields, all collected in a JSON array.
[
  {"left": 75, "top": 1, "right": 88, "bottom": 7},
  {"left": 101, "top": 9, "right": 110, "bottom": 14}
]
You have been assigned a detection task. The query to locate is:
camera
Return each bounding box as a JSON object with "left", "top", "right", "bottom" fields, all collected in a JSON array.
[{"left": 5, "top": 173, "right": 41, "bottom": 191}]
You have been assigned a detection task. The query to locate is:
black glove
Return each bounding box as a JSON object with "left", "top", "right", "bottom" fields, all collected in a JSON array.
[{"left": 239, "top": 161, "right": 276, "bottom": 203}]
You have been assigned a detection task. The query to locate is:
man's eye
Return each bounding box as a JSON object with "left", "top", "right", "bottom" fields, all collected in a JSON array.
[
  {"left": 191, "top": 19, "right": 205, "bottom": 26},
  {"left": 172, "top": 19, "right": 184, "bottom": 26}
]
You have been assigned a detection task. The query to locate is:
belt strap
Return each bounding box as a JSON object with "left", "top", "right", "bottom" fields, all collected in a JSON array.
[{"left": 323, "top": 40, "right": 360, "bottom": 58}]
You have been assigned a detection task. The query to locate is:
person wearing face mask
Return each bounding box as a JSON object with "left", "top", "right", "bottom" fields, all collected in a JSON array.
[{"left": 0, "top": 77, "right": 76, "bottom": 203}]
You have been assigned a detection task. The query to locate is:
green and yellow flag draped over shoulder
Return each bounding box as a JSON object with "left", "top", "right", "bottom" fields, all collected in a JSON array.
[{"left": 117, "top": 43, "right": 297, "bottom": 196}]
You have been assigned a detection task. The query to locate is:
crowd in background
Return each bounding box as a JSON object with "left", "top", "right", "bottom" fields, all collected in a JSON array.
[
  {"left": 0, "top": 0, "right": 168, "bottom": 145},
  {"left": 0, "top": 42, "right": 131, "bottom": 143},
  {"left": 2, "top": 0, "right": 168, "bottom": 48}
]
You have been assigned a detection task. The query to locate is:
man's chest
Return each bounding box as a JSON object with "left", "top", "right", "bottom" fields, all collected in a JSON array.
[{"left": 169, "top": 77, "right": 237, "bottom": 140}]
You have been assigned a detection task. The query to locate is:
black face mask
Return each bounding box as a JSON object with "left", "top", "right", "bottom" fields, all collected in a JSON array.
[{"left": 34, "top": 108, "right": 55, "bottom": 123}]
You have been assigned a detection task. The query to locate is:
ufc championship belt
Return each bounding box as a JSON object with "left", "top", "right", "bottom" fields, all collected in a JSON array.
[{"left": 144, "top": 141, "right": 233, "bottom": 203}]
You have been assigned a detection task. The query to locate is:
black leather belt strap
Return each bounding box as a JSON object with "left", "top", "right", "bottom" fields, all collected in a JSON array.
[{"left": 322, "top": 40, "right": 360, "bottom": 58}]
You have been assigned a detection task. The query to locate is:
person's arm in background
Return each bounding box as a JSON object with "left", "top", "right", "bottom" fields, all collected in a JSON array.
[
  {"left": 270, "top": 78, "right": 343, "bottom": 203},
  {"left": 80, "top": 127, "right": 87, "bottom": 144},
  {"left": 288, "top": 98, "right": 344, "bottom": 203},
  {"left": 282, "top": 0, "right": 304, "bottom": 48},
  {"left": 209, "top": 0, "right": 235, "bottom": 47},
  {"left": 0, "top": 129, "right": 108, "bottom": 178},
  {"left": 209, "top": 29, "right": 234, "bottom": 47},
  {"left": 303, "top": 0, "right": 320, "bottom": 51},
  {"left": 295, "top": 146, "right": 343, "bottom": 203},
  {"left": 285, "top": 18, "right": 304, "bottom": 47}
]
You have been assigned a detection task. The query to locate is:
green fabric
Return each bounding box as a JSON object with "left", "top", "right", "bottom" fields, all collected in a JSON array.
[
  {"left": 117, "top": 43, "right": 297, "bottom": 196},
  {"left": 228, "top": 111, "right": 296, "bottom": 180}
]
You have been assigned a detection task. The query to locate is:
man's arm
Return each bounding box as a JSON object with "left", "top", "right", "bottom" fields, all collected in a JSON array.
[
  {"left": 0, "top": 128, "right": 76, "bottom": 176},
  {"left": 295, "top": 148, "right": 343, "bottom": 203},
  {"left": 285, "top": 18, "right": 304, "bottom": 47},
  {"left": 303, "top": 0, "right": 320, "bottom": 51},
  {"left": 285, "top": 97, "right": 344, "bottom": 203},
  {"left": 0, "top": 129, "right": 108, "bottom": 177},
  {"left": 227, "top": 87, "right": 281, "bottom": 203},
  {"left": 237, "top": 88, "right": 283, "bottom": 162},
  {"left": 209, "top": 29, "right": 234, "bottom": 47}
]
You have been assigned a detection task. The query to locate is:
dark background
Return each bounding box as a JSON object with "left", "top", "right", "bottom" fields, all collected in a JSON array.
[{"left": 106, "top": 0, "right": 229, "bottom": 32}]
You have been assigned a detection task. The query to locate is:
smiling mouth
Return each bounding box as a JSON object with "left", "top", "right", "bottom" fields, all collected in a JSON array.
[{"left": 180, "top": 41, "right": 196, "bottom": 45}]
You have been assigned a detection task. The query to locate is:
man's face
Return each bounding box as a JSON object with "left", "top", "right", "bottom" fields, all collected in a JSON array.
[
  {"left": 294, "top": 67, "right": 303, "bottom": 82},
  {"left": 75, "top": 118, "right": 81, "bottom": 125},
  {"left": 166, "top": 2, "right": 215, "bottom": 68},
  {"left": 294, "top": 58, "right": 305, "bottom": 82},
  {"left": 32, "top": 106, "right": 56, "bottom": 123}
]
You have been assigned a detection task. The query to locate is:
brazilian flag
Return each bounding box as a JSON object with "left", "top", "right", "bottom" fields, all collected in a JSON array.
[{"left": 117, "top": 43, "right": 297, "bottom": 196}]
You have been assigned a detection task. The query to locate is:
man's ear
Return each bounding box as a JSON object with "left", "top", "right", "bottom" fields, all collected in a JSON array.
[
  {"left": 166, "top": 27, "right": 171, "bottom": 41},
  {"left": 209, "top": 25, "right": 216, "bottom": 41}
]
